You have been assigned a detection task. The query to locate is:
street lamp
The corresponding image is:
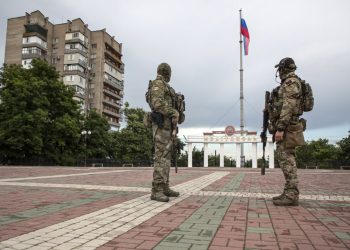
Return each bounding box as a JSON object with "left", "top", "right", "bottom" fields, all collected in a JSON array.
[{"left": 81, "top": 130, "right": 91, "bottom": 167}]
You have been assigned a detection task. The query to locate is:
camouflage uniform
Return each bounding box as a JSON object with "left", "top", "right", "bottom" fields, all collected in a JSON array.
[
  {"left": 147, "top": 63, "right": 180, "bottom": 202},
  {"left": 269, "top": 58, "right": 305, "bottom": 206}
]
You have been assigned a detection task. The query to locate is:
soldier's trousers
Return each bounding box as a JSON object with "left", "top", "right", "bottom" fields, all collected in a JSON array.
[
  {"left": 152, "top": 124, "right": 173, "bottom": 190},
  {"left": 276, "top": 141, "right": 299, "bottom": 200}
]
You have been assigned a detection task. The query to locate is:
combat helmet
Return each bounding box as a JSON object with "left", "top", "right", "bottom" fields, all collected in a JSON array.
[
  {"left": 157, "top": 63, "right": 171, "bottom": 82},
  {"left": 275, "top": 57, "right": 297, "bottom": 81},
  {"left": 275, "top": 57, "right": 297, "bottom": 71}
]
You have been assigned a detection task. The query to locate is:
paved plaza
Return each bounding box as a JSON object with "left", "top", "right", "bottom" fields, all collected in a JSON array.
[{"left": 0, "top": 167, "right": 349, "bottom": 250}]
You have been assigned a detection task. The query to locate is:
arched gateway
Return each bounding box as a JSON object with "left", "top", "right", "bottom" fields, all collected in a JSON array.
[{"left": 185, "top": 125, "right": 274, "bottom": 168}]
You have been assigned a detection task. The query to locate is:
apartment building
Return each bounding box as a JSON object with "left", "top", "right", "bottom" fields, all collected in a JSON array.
[{"left": 4, "top": 10, "right": 124, "bottom": 130}]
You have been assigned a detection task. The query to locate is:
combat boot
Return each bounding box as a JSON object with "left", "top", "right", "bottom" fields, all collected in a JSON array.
[
  {"left": 272, "top": 193, "right": 284, "bottom": 200},
  {"left": 164, "top": 184, "right": 180, "bottom": 197},
  {"left": 273, "top": 196, "right": 299, "bottom": 206},
  {"left": 150, "top": 184, "right": 169, "bottom": 202},
  {"left": 272, "top": 191, "right": 286, "bottom": 200}
]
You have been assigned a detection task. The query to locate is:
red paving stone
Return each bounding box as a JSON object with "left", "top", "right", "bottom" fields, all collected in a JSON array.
[
  {"left": 0, "top": 186, "right": 93, "bottom": 216},
  {"left": 97, "top": 196, "right": 209, "bottom": 250},
  {"left": 202, "top": 172, "right": 237, "bottom": 191},
  {"left": 16, "top": 168, "right": 211, "bottom": 188},
  {"left": 0, "top": 166, "right": 111, "bottom": 179},
  {"left": 238, "top": 170, "right": 350, "bottom": 195},
  {"left": 0, "top": 186, "right": 143, "bottom": 241},
  {"left": 0, "top": 167, "right": 349, "bottom": 250}
]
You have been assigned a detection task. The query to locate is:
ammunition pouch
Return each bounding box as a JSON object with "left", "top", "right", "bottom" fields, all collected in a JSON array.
[
  {"left": 151, "top": 111, "right": 164, "bottom": 128},
  {"left": 300, "top": 118, "right": 307, "bottom": 131},
  {"left": 284, "top": 122, "right": 305, "bottom": 150}
]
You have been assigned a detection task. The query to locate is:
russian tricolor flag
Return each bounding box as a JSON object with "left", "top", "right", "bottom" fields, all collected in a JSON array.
[{"left": 241, "top": 18, "right": 250, "bottom": 55}]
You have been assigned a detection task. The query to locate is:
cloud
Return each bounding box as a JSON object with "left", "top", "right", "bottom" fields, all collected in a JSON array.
[{"left": 0, "top": 0, "right": 349, "bottom": 140}]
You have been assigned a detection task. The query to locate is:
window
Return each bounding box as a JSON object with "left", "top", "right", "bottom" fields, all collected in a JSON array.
[
  {"left": 79, "top": 76, "right": 83, "bottom": 83},
  {"left": 70, "top": 44, "right": 76, "bottom": 49},
  {"left": 91, "top": 43, "right": 97, "bottom": 49},
  {"left": 73, "top": 32, "right": 79, "bottom": 38},
  {"left": 22, "top": 47, "right": 42, "bottom": 55},
  {"left": 68, "top": 54, "right": 74, "bottom": 60},
  {"left": 53, "top": 37, "right": 59, "bottom": 44},
  {"left": 64, "top": 64, "right": 84, "bottom": 72},
  {"left": 90, "top": 53, "right": 96, "bottom": 59},
  {"left": 52, "top": 57, "right": 57, "bottom": 64}
]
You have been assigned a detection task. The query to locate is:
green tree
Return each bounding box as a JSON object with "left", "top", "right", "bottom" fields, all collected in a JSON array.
[
  {"left": 83, "top": 110, "right": 112, "bottom": 159},
  {"left": 224, "top": 156, "right": 236, "bottom": 167},
  {"left": 296, "top": 139, "right": 339, "bottom": 168},
  {"left": 178, "top": 151, "right": 188, "bottom": 167},
  {"left": 0, "top": 59, "right": 82, "bottom": 165},
  {"left": 111, "top": 103, "right": 153, "bottom": 164},
  {"left": 337, "top": 135, "right": 350, "bottom": 163},
  {"left": 192, "top": 146, "right": 204, "bottom": 167}
]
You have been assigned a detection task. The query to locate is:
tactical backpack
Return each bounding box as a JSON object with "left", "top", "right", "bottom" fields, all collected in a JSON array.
[{"left": 299, "top": 79, "right": 314, "bottom": 112}]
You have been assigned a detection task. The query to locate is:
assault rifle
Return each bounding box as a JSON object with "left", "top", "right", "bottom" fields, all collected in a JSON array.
[
  {"left": 171, "top": 126, "right": 180, "bottom": 173},
  {"left": 260, "top": 91, "right": 270, "bottom": 175}
]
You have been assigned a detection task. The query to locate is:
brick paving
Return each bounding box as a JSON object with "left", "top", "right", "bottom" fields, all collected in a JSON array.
[{"left": 0, "top": 167, "right": 349, "bottom": 250}]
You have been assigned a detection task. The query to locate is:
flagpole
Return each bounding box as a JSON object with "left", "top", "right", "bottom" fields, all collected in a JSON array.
[{"left": 239, "top": 9, "right": 245, "bottom": 167}]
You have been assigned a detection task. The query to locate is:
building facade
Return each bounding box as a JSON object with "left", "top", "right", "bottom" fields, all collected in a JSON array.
[{"left": 4, "top": 10, "right": 124, "bottom": 130}]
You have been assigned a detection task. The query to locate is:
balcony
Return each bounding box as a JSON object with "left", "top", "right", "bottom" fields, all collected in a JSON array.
[
  {"left": 103, "top": 98, "right": 120, "bottom": 109},
  {"left": 22, "top": 52, "right": 47, "bottom": 60},
  {"left": 74, "top": 92, "right": 85, "bottom": 100},
  {"left": 65, "top": 38, "right": 88, "bottom": 48},
  {"left": 103, "top": 88, "right": 121, "bottom": 99},
  {"left": 104, "top": 54, "right": 124, "bottom": 73},
  {"left": 22, "top": 36, "right": 47, "bottom": 51},
  {"left": 78, "top": 59, "right": 88, "bottom": 68},
  {"left": 63, "top": 70, "right": 86, "bottom": 78},
  {"left": 22, "top": 43, "right": 47, "bottom": 52},
  {"left": 102, "top": 108, "right": 120, "bottom": 118},
  {"left": 103, "top": 78, "right": 123, "bottom": 91},
  {"left": 24, "top": 24, "right": 48, "bottom": 39},
  {"left": 65, "top": 48, "right": 87, "bottom": 58},
  {"left": 109, "top": 120, "right": 120, "bottom": 128}
]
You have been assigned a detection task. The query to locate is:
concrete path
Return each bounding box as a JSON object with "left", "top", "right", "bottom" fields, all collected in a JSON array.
[{"left": 0, "top": 167, "right": 349, "bottom": 249}]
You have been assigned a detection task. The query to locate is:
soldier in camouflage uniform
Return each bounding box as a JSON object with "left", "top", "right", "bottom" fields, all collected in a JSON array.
[
  {"left": 268, "top": 57, "right": 306, "bottom": 206},
  {"left": 147, "top": 63, "right": 182, "bottom": 202}
]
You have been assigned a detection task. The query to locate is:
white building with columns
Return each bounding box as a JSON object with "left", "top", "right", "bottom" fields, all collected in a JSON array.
[{"left": 185, "top": 126, "right": 274, "bottom": 168}]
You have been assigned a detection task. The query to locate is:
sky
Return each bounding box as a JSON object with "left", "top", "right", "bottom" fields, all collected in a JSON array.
[{"left": 0, "top": 0, "right": 349, "bottom": 154}]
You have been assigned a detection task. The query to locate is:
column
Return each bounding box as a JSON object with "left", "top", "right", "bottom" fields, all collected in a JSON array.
[
  {"left": 252, "top": 142, "right": 257, "bottom": 168},
  {"left": 219, "top": 143, "right": 224, "bottom": 167},
  {"left": 268, "top": 142, "right": 275, "bottom": 168},
  {"left": 188, "top": 142, "right": 193, "bottom": 168},
  {"left": 236, "top": 143, "right": 241, "bottom": 168},
  {"left": 204, "top": 143, "right": 209, "bottom": 167}
]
